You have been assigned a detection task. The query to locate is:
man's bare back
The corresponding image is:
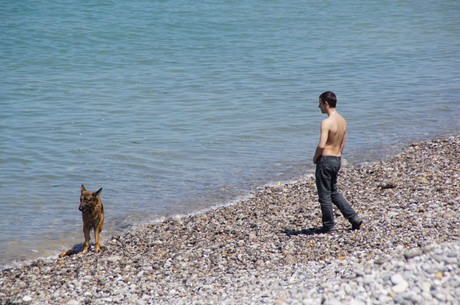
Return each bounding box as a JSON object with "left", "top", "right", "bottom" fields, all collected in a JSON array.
[
  {"left": 313, "top": 98, "right": 347, "bottom": 163},
  {"left": 322, "top": 112, "right": 347, "bottom": 156}
]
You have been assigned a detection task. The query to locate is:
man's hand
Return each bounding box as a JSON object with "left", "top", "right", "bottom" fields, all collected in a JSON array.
[{"left": 313, "top": 145, "right": 323, "bottom": 164}]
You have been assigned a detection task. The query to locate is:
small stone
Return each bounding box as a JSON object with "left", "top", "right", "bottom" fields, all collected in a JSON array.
[
  {"left": 22, "top": 295, "right": 32, "bottom": 303},
  {"left": 403, "top": 291, "right": 423, "bottom": 303},
  {"left": 302, "top": 299, "right": 320, "bottom": 305},
  {"left": 274, "top": 295, "right": 289, "bottom": 305},
  {"left": 349, "top": 299, "right": 366, "bottom": 305},
  {"left": 421, "top": 282, "right": 431, "bottom": 293},
  {"left": 404, "top": 248, "right": 422, "bottom": 260},
  {"left": 390, "top": 274, "right": 405, "bottom": 285},
  {"left": 103, "top": 255, "right": 123, "bottom": 262},
  {"left": 392, "top": 281, "right": 409, "bottom": 294},
  {"left": 327, "top": 298, "right": 343, "bottom": 305},
  {"left": 433, "top": 291, "right": 447, "bottom": 302}
]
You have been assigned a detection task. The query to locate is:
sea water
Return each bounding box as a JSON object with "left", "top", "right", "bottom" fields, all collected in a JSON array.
[{"left": 1, "top": 0, "right": 459, "bottom": 267}]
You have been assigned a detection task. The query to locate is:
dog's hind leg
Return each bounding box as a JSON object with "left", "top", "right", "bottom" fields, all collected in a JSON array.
[{"left": 83, "top": 226, "right": 91, "bottom": 252}]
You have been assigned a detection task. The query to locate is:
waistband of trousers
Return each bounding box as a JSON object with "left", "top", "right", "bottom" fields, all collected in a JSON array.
[{"left": 319, "top": 155, "right": 342, "bottom": 160}]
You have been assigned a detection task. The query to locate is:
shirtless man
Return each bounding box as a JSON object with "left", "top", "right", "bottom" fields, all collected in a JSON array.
[{"left": 312, "top": 91, "right": 362, "bottom": 233}]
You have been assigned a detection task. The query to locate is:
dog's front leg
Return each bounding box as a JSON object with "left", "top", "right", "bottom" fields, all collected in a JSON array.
[{"left": 83, "top": 226, "right": 91, "bottom": 252}]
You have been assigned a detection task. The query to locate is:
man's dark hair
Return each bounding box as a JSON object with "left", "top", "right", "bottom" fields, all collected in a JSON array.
[{"left": 319, "top": 91, "right": 337, "bottom": 108}]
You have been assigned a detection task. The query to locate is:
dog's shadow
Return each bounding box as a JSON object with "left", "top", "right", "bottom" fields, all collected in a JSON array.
[
  {"left": 58, "top": 243, "right": 84, "bottom": 257},
  {"left": 59, "top": 243, "right": 104, "bottom": 257}
]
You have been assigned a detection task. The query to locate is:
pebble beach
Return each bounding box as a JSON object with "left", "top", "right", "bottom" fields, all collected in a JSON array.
[{"left": 1, "top": 135, "right": 459, "bottom": 305}]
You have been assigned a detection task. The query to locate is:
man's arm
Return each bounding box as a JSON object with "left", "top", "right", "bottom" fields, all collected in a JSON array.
[
  {"left": 340, "top": 131, "right": 346, "bottom": 154},
  {"left": 313, "top": 120, "right": 329, "bottom": 164}
]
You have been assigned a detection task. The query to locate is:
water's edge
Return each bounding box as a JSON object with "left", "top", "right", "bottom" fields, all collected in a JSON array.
[{"left": 2, "top": 128, "right": 458, "bottom": 270}]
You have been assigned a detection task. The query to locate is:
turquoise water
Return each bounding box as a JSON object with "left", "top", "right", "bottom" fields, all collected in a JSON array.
[{"left": 1, "top": 0, "right": 459, "bottom": 266}]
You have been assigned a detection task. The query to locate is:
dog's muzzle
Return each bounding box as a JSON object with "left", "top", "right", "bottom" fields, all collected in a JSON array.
[{"left": 79, "top": 204, "right": 90, "bottom": 213}]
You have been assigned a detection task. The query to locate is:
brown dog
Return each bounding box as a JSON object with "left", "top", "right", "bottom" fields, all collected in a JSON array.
[
  {"left": 79, "top": 184, "right": 104, "bottom": 253},
  {"left": 59, "top": 185, "right": 104, "bottom": 257}
]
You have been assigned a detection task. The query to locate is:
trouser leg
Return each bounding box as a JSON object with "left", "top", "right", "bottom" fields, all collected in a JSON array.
[
  {"left": 330, "top": 164, "right": 358, "bottom": 222},
  {"left": 331, "top": 190, "right": 357, "bottom": 222},
  {"left": 315, "top": 159, "right": 335, "bottom": 229}
]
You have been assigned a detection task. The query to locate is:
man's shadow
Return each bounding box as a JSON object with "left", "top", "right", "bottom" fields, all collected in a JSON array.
[{"left": 283, "top": 227, "right": 327, "bottom": 236}]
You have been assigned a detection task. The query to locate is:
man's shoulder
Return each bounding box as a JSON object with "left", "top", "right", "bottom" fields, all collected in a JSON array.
[
  {"left": 326, "top": 112, "right": 346, "bottom": 123},
  {"left": 322, "top": 116, "right": 334, "bottom": 125}
]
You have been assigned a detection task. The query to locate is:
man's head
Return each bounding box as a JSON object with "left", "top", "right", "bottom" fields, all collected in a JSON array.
[{"left": 319, "top": 91, "right": 337, "bottom": 108}]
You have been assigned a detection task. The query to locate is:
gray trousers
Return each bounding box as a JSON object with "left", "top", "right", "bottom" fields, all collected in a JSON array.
[{"left": 315, "top": 156, "right": 358, "bottom": 229}]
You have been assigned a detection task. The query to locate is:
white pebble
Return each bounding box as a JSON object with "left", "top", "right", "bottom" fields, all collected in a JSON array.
[
  {"left": 392, "top": 281, "right": 409, "bottom": 294},
  {"left": 390, "top": 273, "right": 405, "bottom": 285},
  {"left": 22, "top": 295, "right": 32, "bottom": 302}
]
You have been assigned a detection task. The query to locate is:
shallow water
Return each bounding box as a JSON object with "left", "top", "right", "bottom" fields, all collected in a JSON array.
[{"left": 1, "top": 0, "right": 459, "bottom": 267}]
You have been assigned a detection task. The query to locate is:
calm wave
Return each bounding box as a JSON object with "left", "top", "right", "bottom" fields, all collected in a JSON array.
[{"left": 1, "top": 0, "right": 459, "bottom": 266}]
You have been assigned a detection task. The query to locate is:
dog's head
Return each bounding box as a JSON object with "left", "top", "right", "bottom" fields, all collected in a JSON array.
[{"left": 79, "top": 184, "right": 102, "bottom": 213}]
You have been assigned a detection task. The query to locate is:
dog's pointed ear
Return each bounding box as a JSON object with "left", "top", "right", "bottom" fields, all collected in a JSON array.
[
  {"left": 81, "top": 185, "right": 86, "bottom": 192},
  {"left": 94, "top": 187, "right": 103, "bottom": 197}
]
